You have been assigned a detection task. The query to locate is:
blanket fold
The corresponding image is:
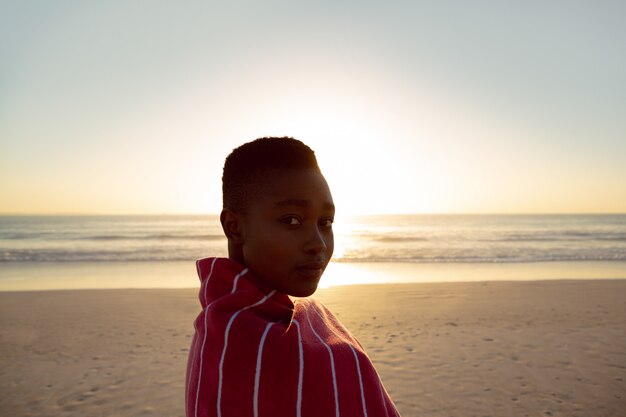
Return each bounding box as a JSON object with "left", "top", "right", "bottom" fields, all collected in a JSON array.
[{"left": 186, "top": 257, "right": 400, "bottom": 417}]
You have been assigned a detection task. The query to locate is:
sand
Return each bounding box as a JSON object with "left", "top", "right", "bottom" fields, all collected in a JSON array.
[{"left": 1, "top": 280, "right": 625, "bottom": 417}]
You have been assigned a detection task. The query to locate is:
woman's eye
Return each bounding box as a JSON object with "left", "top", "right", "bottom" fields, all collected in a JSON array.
[
  {"left": 282, "top": 216, "right": 301, "bottom": 226},
  {"left": 321, "top": 218, "right": 334, "bottom": 228}
]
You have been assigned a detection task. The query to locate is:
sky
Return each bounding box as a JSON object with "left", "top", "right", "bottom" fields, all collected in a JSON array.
[{"left": 1, "top": 1, "right": 625, "bottom": 215}]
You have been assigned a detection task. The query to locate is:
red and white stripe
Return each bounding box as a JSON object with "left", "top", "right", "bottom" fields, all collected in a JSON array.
[{"left": 185, "top": 257, "right": 401, "bottom": 417}]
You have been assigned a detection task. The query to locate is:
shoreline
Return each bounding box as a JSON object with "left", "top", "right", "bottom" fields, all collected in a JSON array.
[
  {"left": 1, "top": 260, "right": 626, "bottom": 292},
  {"left": 1, "top": 277, "right": 626, "bottom": 294}
]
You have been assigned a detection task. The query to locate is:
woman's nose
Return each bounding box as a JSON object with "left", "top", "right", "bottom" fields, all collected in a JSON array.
[{"left": 304, "top": 227, "right": 327, "bottom": 255}]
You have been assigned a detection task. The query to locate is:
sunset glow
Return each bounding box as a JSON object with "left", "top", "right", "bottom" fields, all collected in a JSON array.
[{"left": 1, "top": 2, "right": 625, "bottom": 215}]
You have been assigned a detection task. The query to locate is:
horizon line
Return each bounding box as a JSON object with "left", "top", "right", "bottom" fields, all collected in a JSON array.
[{"left": 1, "top": 211, "right": 625, "bottom": 217}]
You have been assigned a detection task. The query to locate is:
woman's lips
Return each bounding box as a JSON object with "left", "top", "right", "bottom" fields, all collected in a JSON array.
[{"left": 295, "top": 261, "right": 325, "bottom": 280}]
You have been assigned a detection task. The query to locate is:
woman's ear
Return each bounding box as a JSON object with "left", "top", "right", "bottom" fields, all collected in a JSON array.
[{"left": 220, "top": 209, "right": 244, "bottom": 244}]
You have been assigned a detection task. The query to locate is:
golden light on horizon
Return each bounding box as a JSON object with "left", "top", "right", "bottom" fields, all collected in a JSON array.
[{"left": 1, "top": 10, "right": 625, "bottom": 216}]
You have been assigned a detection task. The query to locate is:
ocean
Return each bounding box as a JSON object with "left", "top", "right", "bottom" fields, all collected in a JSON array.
[{"left": 1, "top": 214, "right": 625, "bottom": 290}]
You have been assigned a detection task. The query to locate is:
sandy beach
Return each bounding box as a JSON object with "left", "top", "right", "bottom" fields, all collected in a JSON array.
[{"left": 1, "top": 280, "right": 625, "bottom": 417}]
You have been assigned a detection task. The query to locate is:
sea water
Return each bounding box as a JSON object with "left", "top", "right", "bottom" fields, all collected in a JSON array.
[{"left": 1, "top": 214, "right": 625, "bottom": 290}]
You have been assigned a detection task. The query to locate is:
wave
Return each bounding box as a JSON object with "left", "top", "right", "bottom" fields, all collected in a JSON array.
[
  {"left": 85, "top": 233, "right": 225, "bottom": 241},
  {"left": 373, "top": 236, "right": 429, "bottom": 243},
  {"left": 2, "top": 250, "right": 625, "bottom": 263},
  {"left": 0, "top": 249, "right": 206, "bottom": 262},
  {"left": 2, "top": 214, "right": 624, "bottom": 264},
  {"left": 334, "top": 253, "right": 626, "bottom": 263},
  {"left": 476, "top": 233, "right": 626, "bottom": 243},
  {"left": 0, "top": 233, "right": 225, "bottom": 241}
]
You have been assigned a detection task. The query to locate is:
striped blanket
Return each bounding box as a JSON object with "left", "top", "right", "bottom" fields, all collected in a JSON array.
[{"left": 185, "top": 257, "right": 401, "bottom": 417}]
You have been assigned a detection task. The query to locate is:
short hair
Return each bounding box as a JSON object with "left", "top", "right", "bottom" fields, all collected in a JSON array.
[{"left": 222, "top": 137, "right": 320, "bottom": 212}]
